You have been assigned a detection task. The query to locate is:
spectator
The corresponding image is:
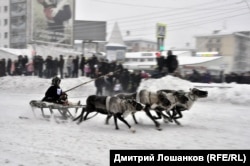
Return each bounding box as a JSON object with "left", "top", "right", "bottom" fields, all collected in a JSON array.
[
  {"left": 84, "top": 64, "right": 91, "bottom": 77},
  {"left": 66, "top": 55, "right": 73, "bottom": 77},
  {"left": 165, "top": 50, "right": 179, "bottom": 74},
  {"left": 7, "top": 58, "right": 12, "bottom": 76},
  {"left": 58, "top": 55, "right": 64, "bottom": 78},
  {"left": 44, "top": 55, "right": 53, "bottom": 78},
  {"left": 94, "top": 73, "right": 104, "bottom": 96},
  {"left": 80, "top": 54, "right": 86, "bottom": 76},
  {"left": 113, "top": 79, "right": 122, "bottom": 95},
  {"left": 189, "top": 69, "right": 201, "bottom": 82},
  {"left": 72, "top": 56, "right": 79, "bottom": 78}
]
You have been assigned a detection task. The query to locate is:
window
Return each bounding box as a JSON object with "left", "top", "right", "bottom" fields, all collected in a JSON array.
[
  {"left": 216, "top": 39, "right": 220, "bottom": 43},
  {"left": 4, "top": 6, "right": 8, "bottom": 12},
  {"left": 4, "top": 32, "right": 8, "bottom": 38},
  {"left": 4, "top": 19, "right": 8, "bottom": 26}
]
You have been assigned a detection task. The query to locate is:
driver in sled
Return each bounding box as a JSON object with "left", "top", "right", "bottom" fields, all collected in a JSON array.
[{"left": 42, "top": 76, "right": 80, "bottom": 106}]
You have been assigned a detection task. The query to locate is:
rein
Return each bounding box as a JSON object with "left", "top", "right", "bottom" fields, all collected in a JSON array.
[
  {"left": 84, "top": 112, "right": 99, "bottom": 120},
  {"left": 64, "top": 69, "right": 121, "bottom": 93}
]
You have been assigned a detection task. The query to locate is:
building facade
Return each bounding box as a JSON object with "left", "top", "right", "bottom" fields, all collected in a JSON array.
[
  {"left": 0, "top": 0, "right": 75, "bottom": 49},
  {"left": 195, "top": 31, "right": 250, "bottom": 73},
  {"left": 0, "top": 0, "right": 11, "bottom": 48},
  {"left": 0, "top": 0, "right": 31, "bottom": 49},
  {"left": 124, "top": 38, "right": 157, "bottom": 52}
]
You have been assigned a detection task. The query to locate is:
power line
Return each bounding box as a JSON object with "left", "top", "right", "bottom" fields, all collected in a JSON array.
[{"left": 244, "top": 0, "right": 250, "bottom": 13}]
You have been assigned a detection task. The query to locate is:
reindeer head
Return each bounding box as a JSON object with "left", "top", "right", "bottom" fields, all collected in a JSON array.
[
  {"left": 173, "top": 90, "right": 189, "bottom": 104},
  {"left": 127, "top": 99, "right": 144, "bottom": 111},
  {"left": 158, "top": 92, "right": 171, "bottom": 107},
  {"left": 190, "top": 88, "right": 208, "bottom": 98}
]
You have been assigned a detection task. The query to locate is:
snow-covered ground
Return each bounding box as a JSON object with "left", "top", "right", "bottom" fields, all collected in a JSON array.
[{"left": 0, "top": 75, "right": 250, "bottom": 166}]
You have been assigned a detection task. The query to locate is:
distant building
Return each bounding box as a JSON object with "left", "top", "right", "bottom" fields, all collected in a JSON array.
[
  {"left": 124, "top": 37, "right": 157, "bottom": 52},
  {"left": 0, "top": 0, "right": 30, "bottom": 48},
  {"left": 123, "top": 51, "right": 222, "bottom": 73},
  {"left": 195, "top": 30, "right": 250, "bottom": 73},
  {"left": 105, "top": 22, "right": 126, "bottom": 62}
]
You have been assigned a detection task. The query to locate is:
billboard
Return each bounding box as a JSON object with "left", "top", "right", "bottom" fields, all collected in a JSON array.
[
  {"left": 10, "top": 0, "right": 27, "bottom": 48},
  {"left": 74, "top": 20, "right": 106, "bottom": 41},
  {"left": 31, "top": 0, "right": 74, "bottom": 46},
  {"left": 156, "top": 23, "right": 167, "bottom": 38}
]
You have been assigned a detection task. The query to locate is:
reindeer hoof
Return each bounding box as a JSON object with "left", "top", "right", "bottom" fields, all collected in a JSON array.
[
  {"left": 164, "top": 119, "right": 169, "bottom": 123},
  {"left": 130, "top": 127, "right": 136, "bottom": 133},
  {"left": 175, "top": 120, "right": 181, "bottom": 125},
  {"left": 156, "top": 126, "right": 162, "bottom": 131}
]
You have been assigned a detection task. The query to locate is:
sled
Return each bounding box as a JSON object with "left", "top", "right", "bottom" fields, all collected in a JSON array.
[{"left": 29, "top": 100, "right": 85, "bottom": 119}]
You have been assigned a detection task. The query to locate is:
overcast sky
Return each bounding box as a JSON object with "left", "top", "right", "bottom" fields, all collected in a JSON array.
[{"left": 75, "top": 0, "right": 250, "bottom": 49}]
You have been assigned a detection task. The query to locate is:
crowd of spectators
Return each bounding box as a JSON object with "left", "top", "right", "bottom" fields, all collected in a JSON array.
[
  {"left": 0, "top": 54, "right": 144, "bottom": 95},
  {"left": 1, "top": 53, "right": 250, "bottom": 95},
  {"left": 181, "top": 69, "right": 250, "bottom": 84}
]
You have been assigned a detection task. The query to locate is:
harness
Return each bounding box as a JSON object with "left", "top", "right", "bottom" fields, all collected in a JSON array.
[
  {"left": 148, "top": 92, "right": 152, "bottom": 105},
  {"left": 106, "top": 96, "right": 111, "bottom": 112},
  {"left": 187, "top": 93, "right": 196, "bottom": 101}
]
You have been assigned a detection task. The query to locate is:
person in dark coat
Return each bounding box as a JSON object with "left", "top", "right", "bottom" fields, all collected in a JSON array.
[
  {"left": 94, "top": 73, "right": 104, "bottom": 96},
  {"left": 79, "top": 54, "right": 86, "bottom": 76},
  {"left": 165, "top": 50, "right": 179, "bottom": 74},
  {"left": 58, "top": 55, "right": 64, "bottom": 78},
  {"left": 42, "top": 76, "right": 68, "bottom": 104},
  {"left": 72, "top": 56, "right": 79, "bottom": 78},
  {"left": 7, "top": 58, "right": 12, "bottom": 76}
]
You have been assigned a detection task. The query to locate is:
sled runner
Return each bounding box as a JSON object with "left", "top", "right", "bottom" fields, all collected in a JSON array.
[{"left": 29, "top": 100, "right": 85, "bottom": 119}]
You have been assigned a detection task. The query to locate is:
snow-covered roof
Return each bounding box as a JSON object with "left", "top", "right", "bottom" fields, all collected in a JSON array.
[
  {"left": 123, "top": 56, "right": 221, "bottom": 66},
  {"left": 123, "top": 36, "right": 156, "bottom": 43},
  {"left": 179, "top": 56, "right": 221, "bottom": 65},
  {"left": 125, "top": 51, "right": 192, "bottom": 59},
  {"left": 195, "top": 30, "right": 234, "bottom": 37},
  {"left": 105, "top": 43, "right": 126, "bottom": 47},
  {"left": 107, "top": 22, "right": 125, "bottom": 46},
  {"left": 124, "top": 51, "right": 222, "bottom": 66},
  {"left": 0, "top": 48, "right": 31, "bottom": 56}
]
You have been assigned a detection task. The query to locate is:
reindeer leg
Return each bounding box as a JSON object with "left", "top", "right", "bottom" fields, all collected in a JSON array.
[
  {"left": 105, "top": 114, "right": 112, "bottom": 125},
  {"left": 113, "top": 115, "right": 119, "bottom": 130},
  {"left": 158, "top": 111, "right": 173, "bottom": 123},
  {"left": 132, "top": 112, "right": 138, "bottom": 124},
  {"left": 153, "top": 111, "right": 163, "bottom": 120},
  {"left": 144, "top": 106, "right": 162, "bottom": 130},
  {"left": 73, "top": 107, "right": 85, "bottom": 124},
  {"left": 83, "top": 111, "right": 90, "bottom": 121},
  {"left": 172, "top": 110, "right": 183, "bottom": 125},
  {"left": 116, "top": 114, "right": 135, "bottom": 133}
]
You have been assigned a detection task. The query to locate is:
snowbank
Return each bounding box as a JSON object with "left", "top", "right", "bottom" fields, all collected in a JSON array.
[{"left": 1, "top": 75, "right": 250, "bottom": 105}]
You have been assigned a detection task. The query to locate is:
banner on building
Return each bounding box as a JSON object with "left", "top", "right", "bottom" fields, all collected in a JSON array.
[
  {"left": 10, "top": 0, "right": 27, "bottom": 48},
  {"left": 31, "top": 0, "right": 74, "bottom": 46}
]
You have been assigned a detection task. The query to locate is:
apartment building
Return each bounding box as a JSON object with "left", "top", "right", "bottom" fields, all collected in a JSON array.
[{"left": 195, "top": 30, "right": 250, "bottom": 73}]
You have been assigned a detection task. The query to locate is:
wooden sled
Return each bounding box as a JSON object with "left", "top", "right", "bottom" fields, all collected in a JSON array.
[{"left": 29, "top": 100, "right": 85, "bottom": 119}]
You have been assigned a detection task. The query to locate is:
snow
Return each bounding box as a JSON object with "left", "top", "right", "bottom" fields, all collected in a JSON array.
[{"left": 0, "top": 75, "right": 250, "bottom": 166}]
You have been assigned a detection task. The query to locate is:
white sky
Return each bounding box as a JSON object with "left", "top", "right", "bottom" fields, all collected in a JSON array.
[{"left": 75, "top": 0, "right": 250, "bottom": 49}]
